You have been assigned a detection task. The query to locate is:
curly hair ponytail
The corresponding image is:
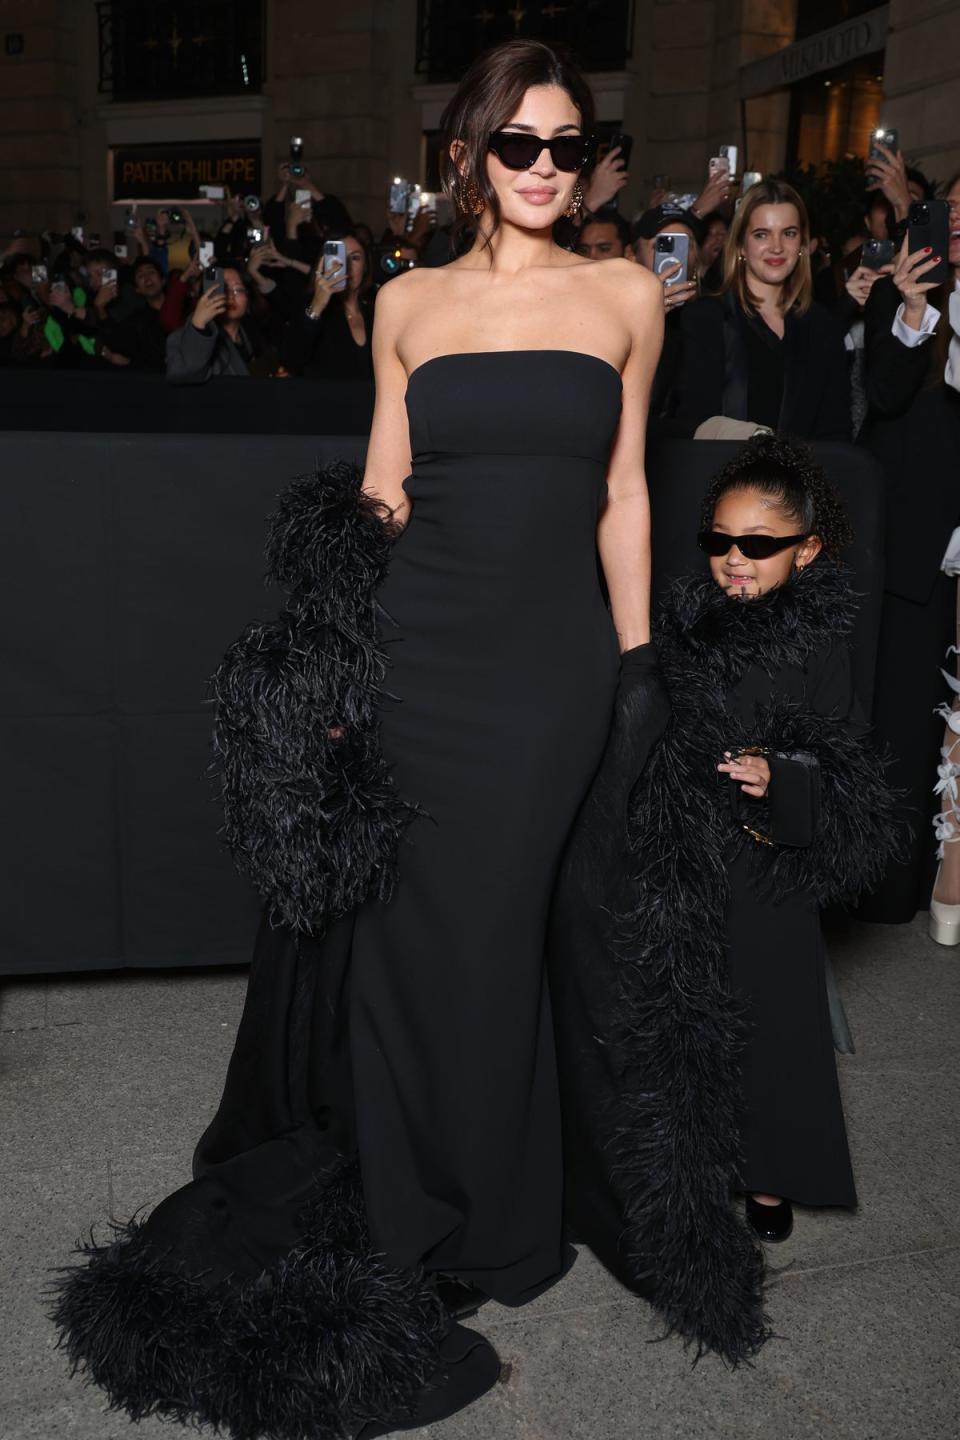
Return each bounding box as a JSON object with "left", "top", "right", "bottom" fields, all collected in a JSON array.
[{"left": 700, "top": 435, "right": 853, "bottom": 560}]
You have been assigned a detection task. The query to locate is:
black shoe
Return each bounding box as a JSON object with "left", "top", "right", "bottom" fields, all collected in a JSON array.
[
  {"left": 434, "top": 1273, "right": 489, "bottom": 1320},
  {"left": 746, "top": 1195, "right": 793, "bottom": 1243}
]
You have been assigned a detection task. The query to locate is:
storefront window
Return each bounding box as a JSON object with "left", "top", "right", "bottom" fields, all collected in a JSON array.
[
  {"left": 787, "top": 53, "right": 884, "bottom": 168},
  {"left": 97, "top": 0, "right": 264, "bottom": 101}
]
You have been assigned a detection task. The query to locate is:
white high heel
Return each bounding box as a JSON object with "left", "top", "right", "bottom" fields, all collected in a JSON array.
[
  {"left": 929, "top": 867, "right": 960, "bottom": 946},
  {"left": 931, "top": 713, "right": 960, "bottom": 946}
]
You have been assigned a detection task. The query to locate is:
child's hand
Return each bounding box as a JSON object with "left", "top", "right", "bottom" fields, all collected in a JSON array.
[{"left": 718, "top": 750, "right": 770, "bottom": 798}]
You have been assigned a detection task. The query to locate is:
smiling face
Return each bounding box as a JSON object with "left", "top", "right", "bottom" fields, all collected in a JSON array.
[
  {"left": 477, "top": 83, "right": 585, "bottom": 231},
  {"left": 741, "top": 203, "right": 803, "bottom": 290},
  {"left": 947, "top": 177, "right": 960, "bottom": 274},
  {"left": 708, "top": 486, "right": 822, "bottom": 599}
]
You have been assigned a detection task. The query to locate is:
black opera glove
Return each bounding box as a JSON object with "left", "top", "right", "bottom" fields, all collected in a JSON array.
[{"left": 593, "top": 642, "right": 671, "bottom": 827}]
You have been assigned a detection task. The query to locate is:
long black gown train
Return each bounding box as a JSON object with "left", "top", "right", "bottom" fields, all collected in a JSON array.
[{"left": 54, "top": 348, "right": 624, "bottom": 1436}]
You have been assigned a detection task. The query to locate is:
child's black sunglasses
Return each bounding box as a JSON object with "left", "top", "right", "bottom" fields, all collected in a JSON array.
[
  {"left": 698, "top": 530, "right": 808, "bottom": 560},
  {"left": 487, "top": 131, "right": 595, "bottom": 173}
]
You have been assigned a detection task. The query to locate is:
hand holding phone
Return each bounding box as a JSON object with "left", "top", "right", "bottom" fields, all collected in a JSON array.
[
  {"left": 906, "top": 199, "right": 950, "bottom": 286},
  {"left": 192, "top": 275, "right": 227, "bottom": 330},
  {"left": 322, "top": 239, "right": 348, "bottom": 292},
  {"left": 889, "top": 231, "right": 944, "bottom": 329}
]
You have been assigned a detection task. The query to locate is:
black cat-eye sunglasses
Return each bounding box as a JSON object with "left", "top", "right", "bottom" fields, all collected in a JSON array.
[
  {"left": 487, "top": 131, "right": 596, "bottom": 173},
  {"left": 698, "top": 530, "right": 808, "bottom": 560}
]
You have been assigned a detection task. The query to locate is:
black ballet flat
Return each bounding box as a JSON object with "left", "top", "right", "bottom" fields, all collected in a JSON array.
[
  {"left": 434, "top": 1272, "right": 490, "bottom": 1320},
  {"left": 746, "top": 1195, "right": 794, "bottom": 1243},
  {"left": 354, "top": 1324, "right": 502, "bottom": 1438}
]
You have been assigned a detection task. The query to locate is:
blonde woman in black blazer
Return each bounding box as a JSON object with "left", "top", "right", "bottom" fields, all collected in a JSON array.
[{"left": 669, "top": 179, "right": 851, "bottom": 441}]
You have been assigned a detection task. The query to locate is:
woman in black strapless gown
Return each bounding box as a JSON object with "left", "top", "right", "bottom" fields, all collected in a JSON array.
[
  {"left": 351, "top": 348, "right": 623, "bottom": 1299},
  {"left": 54, "top": 41, "right": 668, "bottom": 1440}
]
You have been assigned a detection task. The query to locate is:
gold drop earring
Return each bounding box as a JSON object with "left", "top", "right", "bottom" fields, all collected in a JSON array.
[{"left": 566, "top": 180, "right": 584, "bottom": 218}]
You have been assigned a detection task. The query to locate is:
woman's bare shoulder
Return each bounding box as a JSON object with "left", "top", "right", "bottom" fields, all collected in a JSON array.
[{"left": 594, "top": 257, "right": 662, "bottom": 307}]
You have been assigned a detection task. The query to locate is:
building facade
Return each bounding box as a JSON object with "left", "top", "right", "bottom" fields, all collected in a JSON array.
[{"left": 0, "top": 0, "right": 957, "bottom": 245}]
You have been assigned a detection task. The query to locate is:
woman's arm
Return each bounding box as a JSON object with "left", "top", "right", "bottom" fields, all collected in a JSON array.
[
  {"left": 360, "top": 272, "right": 418, "bottom": 525},
  {"left": 597, "top": 264, "right": 664, "bottom": 651}
]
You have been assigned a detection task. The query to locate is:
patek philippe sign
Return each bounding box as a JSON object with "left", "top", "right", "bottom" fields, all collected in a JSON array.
[
  {"left": 112, "top": 142, "right": 262, "bottom": 200},
  {"left": 739, "top": 5, "right": 889, "bottom": 99}
]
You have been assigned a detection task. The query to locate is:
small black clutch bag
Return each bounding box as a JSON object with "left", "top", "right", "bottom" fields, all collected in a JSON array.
[{"left": 729, "top": 749, "right": 821, "bottom": 848}]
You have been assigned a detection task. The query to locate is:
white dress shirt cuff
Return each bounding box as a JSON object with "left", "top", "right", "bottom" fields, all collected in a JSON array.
[{"left": 892, "top": 301, "right": 941, "bottom": 346}]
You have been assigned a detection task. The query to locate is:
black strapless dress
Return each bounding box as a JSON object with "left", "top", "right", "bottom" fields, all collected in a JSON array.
[
  {"left": 53, "top": 350, "right": 625, "bottom": 1439},
  {"left": 350, "top": 350, "right": 622, "bottom": 1298}
]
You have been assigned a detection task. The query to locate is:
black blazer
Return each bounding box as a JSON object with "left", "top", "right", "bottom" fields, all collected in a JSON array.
[{"left": 669, "top": 292, "right": 852, "bottom": 441}]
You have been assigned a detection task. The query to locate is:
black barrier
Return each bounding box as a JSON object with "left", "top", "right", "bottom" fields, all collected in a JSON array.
[
  {"left": 0, "top": 371, "right": 375, "bottom": 435},
  {"left": 1, "top": 435, "right": 884, "bottom": 976}
]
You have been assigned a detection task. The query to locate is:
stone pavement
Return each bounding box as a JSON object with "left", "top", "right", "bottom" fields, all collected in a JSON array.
[{"left": 1, "top": 914, "right": 957, "bottom": 1440}]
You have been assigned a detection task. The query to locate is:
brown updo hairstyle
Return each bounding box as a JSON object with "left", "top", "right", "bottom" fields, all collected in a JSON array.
[
  {"left": 720, "top": 178, "right": 813, "bottom": 317},
  {"left": 438, "top": 38, "right": 595, "bottom": 253}
]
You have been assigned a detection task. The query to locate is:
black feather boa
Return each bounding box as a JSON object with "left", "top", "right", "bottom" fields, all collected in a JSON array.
[
  {"left": 51, "top": 1166, "right": 448, "bottom": 1440},
  {"left": 211, "top": 460, "right": 414, "bottom": 934},
  {"left": 557, "top": 562, "right": 900, "bottom": 1364}
]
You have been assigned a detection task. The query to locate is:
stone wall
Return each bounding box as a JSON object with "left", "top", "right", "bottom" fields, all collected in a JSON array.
[
  {"left": 0, "top": 0, "right": 82, "bottom": 238},
  {"left": 883, "top": 0, "right": 960, "bottom": 184}
]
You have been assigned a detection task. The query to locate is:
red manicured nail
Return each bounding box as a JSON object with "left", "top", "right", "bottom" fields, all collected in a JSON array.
[{"left": 925, "top": 246, "right": 932, "bottom": 253}]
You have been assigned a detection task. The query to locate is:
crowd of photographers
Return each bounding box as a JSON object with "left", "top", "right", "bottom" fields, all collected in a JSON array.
[{"left": 0, "top": 135, "right": 956, "bottom": 442}]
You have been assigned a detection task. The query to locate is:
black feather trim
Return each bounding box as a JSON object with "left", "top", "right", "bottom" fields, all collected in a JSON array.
[
  {"left": 210, "top": 462, "right": 415, "bottom": 934},
  {"left": 51, "top": 1170, "right": 447, "bottom": 1440}
]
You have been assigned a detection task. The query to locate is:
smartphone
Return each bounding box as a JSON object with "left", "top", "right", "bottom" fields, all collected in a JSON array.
[
  {"left": 49, "top": 277, "right": 69, "bottom": 296},
  {"left": 31, "top": 263, "right": 48, "bottom": 286},
  {"left": 199, "top": 185, "right": 225, "bottom": 200},
  {"left": 202, "top": 264, "right": 225, "bottom": 294},
  {"left": 244, "top": 194, "right": 261, "bottom": 212},
  {"left": 125, "top": 206, "right": 138, "bottom": 229},
  {"left": 654, "top": 232, "right": 690, "bottom": 287},
  {"left": 323, "top": 239, "right": 348, "bottom": 291},
  {"left": 168, "top": 208, "right": 185, "bottom": 225},
  {"left": 102, "top": 267, "right": 118, "bottom": 286},
  {"left": 247, "top": 226, "right": 264, "bottom": 245},
  {"left": 87, "top": 231, "right": 101, "bottom": 248},
  {"left": 113, "top": 242, "right": 128, "bottom": 259},
  {"left": 289, "top": 136, "right": 305, "bottom": 178},
  {"left": 708, "top": 156, "right": 729, "bottom": 179},
  {"left": 294, "top": 188, "right": 312, "bottom": 206},
  {"left": 405, "top": 184, "right": 422, "bottom": 224},
  {"left": 144, "top": 217, "right": 157, "bottom": 236},
  {"left": 869, "top": 126, "right": 899, "bottom": 161},
  {"left": 867, "top": 126, "right": 899, "bottom": 185},
  {"left": 607, "top": 131, "right": 633, "bottom": 169},
  {"left": 389, "top": 177, "right": 412, "bottom": 214},
  {"left": 908, "top": 199, "right": 950, "bottom": 286},
  {"left": 862, "top": 238, "right": 896, "bottom": 270},
  {"left": 741, "top": 170, "right": 762, "bottom": 193},
  {"left": 70, "top": 225, "right": 84, "bottom": 244},
  {"left": 719, "top": 144, "right": 738, "bottom": 180},
  {"left": 198, "top": 241, "right": 215, "bottom": 268}
]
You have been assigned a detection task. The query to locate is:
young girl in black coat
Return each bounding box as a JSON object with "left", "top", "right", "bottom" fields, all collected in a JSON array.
[
  {"left": 551, "top": 435, "right": 900, "bottom": 1360},
  {"left": 693, "top": 437, "right": 889, "bottom": 1242}
]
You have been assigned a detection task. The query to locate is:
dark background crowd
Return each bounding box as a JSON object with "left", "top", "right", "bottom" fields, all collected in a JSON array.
[{"left": 0, "top": 133, "right": 954, "bottom": 444}]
